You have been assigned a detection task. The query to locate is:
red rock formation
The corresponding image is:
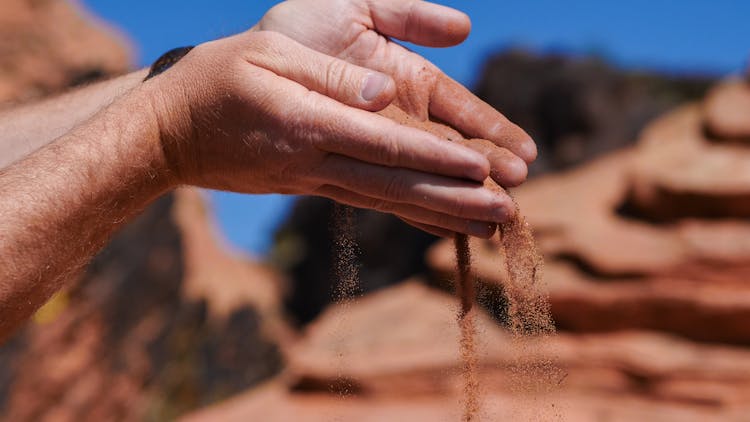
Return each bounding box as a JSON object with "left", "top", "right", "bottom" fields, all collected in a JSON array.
[
  {"left": 630, "top": 104, "right": 750, "bottom": 220},
  {"left": 704, "top": 78, "right": 750, "bottom": 140},
  {"left": 183, "top": 282, "right": 750, "bottom": 421},
  {"left": 425, "top": 71, "right": 750, "bottom": 346},
  {"left": 0, "top": 0, "right": 130, "bottom": 104},
  {"left": 0, "top": 192, "right": 287, "bottom": 421}
]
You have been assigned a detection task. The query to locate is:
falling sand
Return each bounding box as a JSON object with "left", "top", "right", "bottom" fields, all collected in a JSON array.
[
  {"left": 332, "top": 204, "right": 360, "bottom": 302},
  {"left": 498, "top": 209, "right": 554, "bottom": 338},
  {"left": 330, "top": 105, "right": 558, "bottom": 420},
  {"left": 330, "top": 203, "right": 361, "bottom": 403},
  {"left": 454, "top": 203, "right": 558, "bottom": 421},
  {"left": 454, "top": 233, "right": 480, "bottom": 421}
]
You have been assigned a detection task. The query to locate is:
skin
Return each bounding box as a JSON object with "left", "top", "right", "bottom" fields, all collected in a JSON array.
[
  {"left": 0, "top": 69, "right": 149, "bottom": 168},
  {"left": 0, "top": 0, "right": 536, "bottom": 341}
]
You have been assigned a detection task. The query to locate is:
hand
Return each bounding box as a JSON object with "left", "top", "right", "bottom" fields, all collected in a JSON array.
[
  {"left": 145, "top": 31, "right": 513, "bottom": 237},
  {"left": 255, "top": 0, "right": 537, "bottom": 188}
]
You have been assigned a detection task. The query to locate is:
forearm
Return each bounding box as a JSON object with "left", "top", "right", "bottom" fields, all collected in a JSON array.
[
  {"left": 0, "top": 68, "right": 149, "bottom": 169},
  {"left": 0, "top": 84, "right": 171, "bottom": 340}
]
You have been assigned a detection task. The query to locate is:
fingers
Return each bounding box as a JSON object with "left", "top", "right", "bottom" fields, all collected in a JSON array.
[
  {"left": 378, "top": 104, "right": 528, "bottom": 186},
  {"left": 319, "top": 104, "right": 490, "bottom": 182},
  {"left": 277, "top": 83, "right": 491, "bottom": 182},
  {"left": 315, "top": 185, "right": 497, "bottom": 238},
  {"left": 430, "top": 73, "right": 538, "bottom": 163},
  {"left": 243, "top": 31, "right": 396, "bottom": 111},
  {"left": 314, "top": 154, "right": 515, "bottom": 223},
  {"left": 457, "top": 139, "right": 528, "bottom": 187},
  {"left": 366, "top": 0, "right": 472, "bottom": 47}
]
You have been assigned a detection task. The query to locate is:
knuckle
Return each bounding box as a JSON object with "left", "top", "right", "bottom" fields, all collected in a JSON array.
[
  {"left": 382, "top": 174, "right": 406, "bottom": 201},
  {"left": 487, "top": 121, "right": 506, "bottom": 139},
  {"left": 377, "top": 136, "right": 401, "bottom": 167},
  {"left": 449, "top": 195, "right": 469, "bottom": 218},
  {"left": 435, "top": 213, "right": 458, "bottom": 232},
  {"left": 375, "top": 200, "right": 395, "bottom": 213},
  {"left": 247, "top": 30, "right": 286, "bottom": 56},
  {"left": 354, "top": 195, "right": 388, "bottom": 213},
  {"left": 324, "top": 59, "right": 349, "bottom": 98}
]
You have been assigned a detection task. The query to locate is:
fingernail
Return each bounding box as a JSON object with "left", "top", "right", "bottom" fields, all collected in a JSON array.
[{"left": 361, "top": 72, "right": 389, "bottom": 101}]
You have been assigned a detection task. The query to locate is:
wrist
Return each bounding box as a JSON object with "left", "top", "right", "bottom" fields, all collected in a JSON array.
[
  {"left": 102, "top": 84, "right": 180, "bottom": 196},
  {"left": 139, "top": 45, "right": 207, "bottom": 188}
]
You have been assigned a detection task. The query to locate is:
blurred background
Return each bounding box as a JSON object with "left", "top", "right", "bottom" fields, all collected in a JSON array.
[{"left": 0, "top": 0, "right": 749, "bottom": 420}]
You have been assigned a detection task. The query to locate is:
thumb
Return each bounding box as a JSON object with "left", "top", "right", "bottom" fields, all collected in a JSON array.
[{"left": 243, "top": 31, "right": 396, "bottom": 111}]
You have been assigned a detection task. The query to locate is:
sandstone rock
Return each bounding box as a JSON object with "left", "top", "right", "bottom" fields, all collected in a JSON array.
[
  {"left": 183, "top": 381, "right": 735, "bottom": 422},
  {"left": 0, "top": 0, "right": 131, "bottom": 104},
  {"left": 629, "top": 104, "right": 750, "bottom": 220},
  {"left": 0, "top": 194, "right": 284, "bottom": 421},
  {"left": 704, "top": 78, "right": 750, "bottom": 140},
  {"left": 173, "top": 188, "right": 295, "bottom": 347},
  {"left": 546, "top": 261, "right": 750, "bottom": 344},
  {"left": 184, "top": 283, "right": 750, "bottom": 421},
  {"left": 285, "top": 281, "right": 505, "bottom": 395},
  {"left": 429, "top": 149, "right": 750, "bottom": 280},
  {"left": 475, "top": 50, "right": 712, "bottom": 175}
]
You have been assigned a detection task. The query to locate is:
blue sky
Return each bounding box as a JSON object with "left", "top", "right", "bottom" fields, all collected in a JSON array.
[{"left": 83, "top": 0, "right": 750, "bottom": 257}]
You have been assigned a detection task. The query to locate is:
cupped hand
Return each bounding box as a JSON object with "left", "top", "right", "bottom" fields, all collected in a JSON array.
[
  {"left": 255, "top": 0, "right": 537, "bottom": 187},
  {"left": 145, "top": 30, "right": 511, "bottom": 238}
]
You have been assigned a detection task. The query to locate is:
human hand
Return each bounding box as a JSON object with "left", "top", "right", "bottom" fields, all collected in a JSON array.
[
  {"left": 255, "top": 0, "right": 536, "bottom": 188},
  {"left": 144, "top": 31, "right": 512, "bottom": 238}
]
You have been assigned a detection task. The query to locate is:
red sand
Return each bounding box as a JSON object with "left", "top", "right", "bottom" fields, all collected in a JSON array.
[{"left": 454, "top": 233, "right": 479, "bottom": 421}]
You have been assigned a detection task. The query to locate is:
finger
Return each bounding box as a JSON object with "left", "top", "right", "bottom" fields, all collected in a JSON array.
[
  {"left": 314, "top": 154, "right": 515, "bottom": 223},
  {"left": 243, "top": 31, "right": 396, "bottom": 111},
  {"left": 457, "top": 139, "right": 528, "bottom": 187},
  {"left": 255, "top": 70, "right": 491, "bottom": 182},
  {"left": 315, "top": 184, "right": 498, "bottom": 238},
  {"left": 367, "top": 0, "right": 472, "bottom": 47},
  {"left": 378, "top": 104, "right": 526, "bottom": 187},
  {"left": 314, "top": 102, "right": 490, "bottom": 182},
  {"left": 235, "top": 59, "right": 491, "bottom": 182},
  {"left": 398, "top": 217, "right": 454, "bottom": 238},
  {"left": 430, "top": 73, "right": 538, "bottom": 163}
]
